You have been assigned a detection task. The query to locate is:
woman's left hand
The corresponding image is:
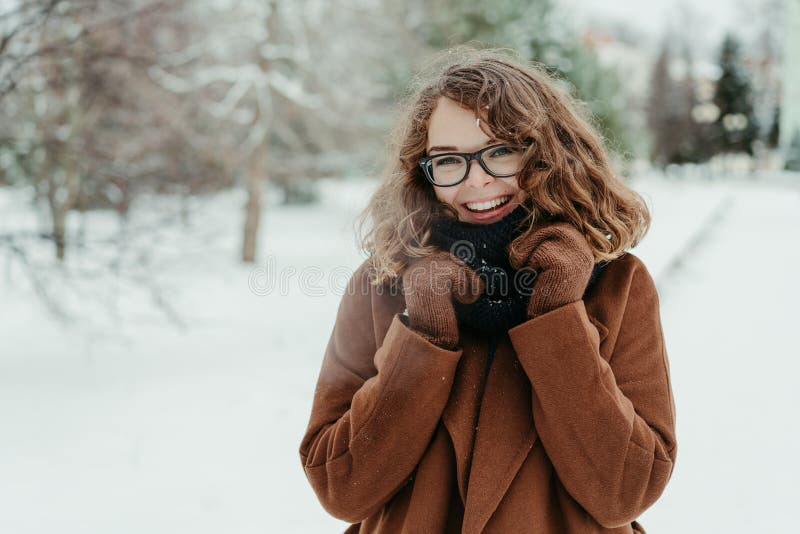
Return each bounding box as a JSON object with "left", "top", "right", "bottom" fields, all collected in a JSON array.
[{"left": 507, "top": 220, "right": 595, "bottom": 319}]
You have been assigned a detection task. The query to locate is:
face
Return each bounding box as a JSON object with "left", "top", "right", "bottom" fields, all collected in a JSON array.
[{"left": 425, "top": 96, "right": 527, "bottom": 224}]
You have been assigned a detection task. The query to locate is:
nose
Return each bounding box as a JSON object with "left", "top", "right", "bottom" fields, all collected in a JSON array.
[{"left": 463, "top": 159, "right": 494, "bottom": 189}]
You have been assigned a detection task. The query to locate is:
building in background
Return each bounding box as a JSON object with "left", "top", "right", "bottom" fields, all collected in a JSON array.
[{"left": 780, "top": 0, "right": 800, "bottom": 152}]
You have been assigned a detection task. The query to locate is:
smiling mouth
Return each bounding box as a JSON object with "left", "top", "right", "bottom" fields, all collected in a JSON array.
[{"left": 464, "top": 195, "right": 512, "bottom": 213}]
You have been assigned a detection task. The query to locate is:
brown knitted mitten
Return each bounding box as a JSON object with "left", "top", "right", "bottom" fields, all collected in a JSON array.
[
  {"left": 507, "top": 221, "right": 595, "bottom": 319},
  {"left": 402, "top": 250, "right": 485, "bottom": 349}
]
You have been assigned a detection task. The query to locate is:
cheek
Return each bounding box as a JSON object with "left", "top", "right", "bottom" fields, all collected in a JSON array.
[{"left": 433, "top": 185, "right": 460, "bottom": 206}]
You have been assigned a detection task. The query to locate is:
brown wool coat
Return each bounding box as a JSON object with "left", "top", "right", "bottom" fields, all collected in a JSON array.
[{"left": 299, "top": 251, "right": 677, "bottom": 533}]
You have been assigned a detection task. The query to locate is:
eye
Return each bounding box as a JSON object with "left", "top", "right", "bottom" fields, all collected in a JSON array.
[
  {"left": 488, "top": 146, "right": 517, "bottom": 157},
  {"left": 433, "top": 156, "right": 461, "bottom": 167}
]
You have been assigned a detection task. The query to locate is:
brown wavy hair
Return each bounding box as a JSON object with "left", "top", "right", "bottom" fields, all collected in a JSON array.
[{"left": 356, "top": 45, "right": 650, "bottom": 287}]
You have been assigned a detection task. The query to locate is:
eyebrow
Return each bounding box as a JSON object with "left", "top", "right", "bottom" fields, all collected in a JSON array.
[{"left": 428, "top": 138, "right": 499, "bottom": 154}]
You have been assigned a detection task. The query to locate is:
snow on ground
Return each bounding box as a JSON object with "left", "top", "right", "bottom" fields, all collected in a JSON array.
[
  {"left": 1, "top": 172, "right": 798, "bottom": 533},
  {"left": 639, "top": 178, "right": 800, "bottom": 532}
]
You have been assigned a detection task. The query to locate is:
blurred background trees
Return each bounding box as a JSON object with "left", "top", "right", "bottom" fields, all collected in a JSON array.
[
  {"left": 0, "top": 0, "right": 790, "bottom": 273},
  {"left": 709, "top": 34, "right": 759, "bottom": 157},
  {"left": 643, "top": 0, "right": 785, "bottom": 172}
]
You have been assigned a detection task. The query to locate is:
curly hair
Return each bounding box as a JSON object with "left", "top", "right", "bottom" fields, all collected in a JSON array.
[{"left": 355, "top": 45, "right": 650, "bottom": 287}]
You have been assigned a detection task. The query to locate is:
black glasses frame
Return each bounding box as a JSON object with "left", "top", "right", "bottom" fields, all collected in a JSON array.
[{"left": 418, "top": 143, "right": 530, "bottom": 187}]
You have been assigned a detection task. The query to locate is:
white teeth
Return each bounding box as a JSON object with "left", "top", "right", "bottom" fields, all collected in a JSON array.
[{"left": 466, "top": 195, "right": 511, "bottom": 212}]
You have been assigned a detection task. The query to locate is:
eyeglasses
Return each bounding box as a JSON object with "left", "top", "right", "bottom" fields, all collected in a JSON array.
[{"left": 418, "top": 143, "right": 529, "bottom": 187}]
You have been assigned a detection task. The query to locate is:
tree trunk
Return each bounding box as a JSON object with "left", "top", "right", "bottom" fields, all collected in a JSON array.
[
  {"left": 241, "top": 0, "right": 277, "bottom": 263},
  {"left": 52, "top": 206, "right": 67, "bottom": 260},
  {"left": 46, "top": 163, "right": 80, "bottom": 262},
  {"left": 242, "top": 145, "right": 267, "bottom": 263}
]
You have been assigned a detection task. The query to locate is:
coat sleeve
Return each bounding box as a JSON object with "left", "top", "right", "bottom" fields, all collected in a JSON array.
[
  {"left": 507, "top": 256, "right": 677, "bottom": 528},
  {"left": 298, "top": 262, "right": 464, "bottom": 523}
]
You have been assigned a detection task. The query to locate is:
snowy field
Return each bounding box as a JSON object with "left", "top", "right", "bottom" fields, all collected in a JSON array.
[{"left": 1, "top": 172, "right": 799, "bottom": 533}]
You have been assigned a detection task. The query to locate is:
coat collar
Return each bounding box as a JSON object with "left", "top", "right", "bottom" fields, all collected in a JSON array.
[{"left": 444, "top": 311, "right": 609, "bottom": 534}]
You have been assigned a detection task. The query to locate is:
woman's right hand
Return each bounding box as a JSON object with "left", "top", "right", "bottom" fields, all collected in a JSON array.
[{"left": 401, "top": 250, "right": 485, "bottom": 350}]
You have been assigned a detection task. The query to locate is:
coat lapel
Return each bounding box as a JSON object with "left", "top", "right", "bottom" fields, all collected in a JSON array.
[
  {"left": 461, "top": 334, "right": 538, "bottom": 534},
  {"left": 460, "top": 312, "right": 610, "bottom": 534},
  {"left": 441, "top": 329, "right": 488, "bottom": 505}
]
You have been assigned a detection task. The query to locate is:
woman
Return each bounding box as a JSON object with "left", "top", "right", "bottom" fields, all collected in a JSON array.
[{"left": 299, "top": 47, "right": 677, "bottom": 533}]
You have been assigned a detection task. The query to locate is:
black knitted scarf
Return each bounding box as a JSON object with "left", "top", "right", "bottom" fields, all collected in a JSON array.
[{"left": 428, "top": 202, "right": 605, "bottom": 335}]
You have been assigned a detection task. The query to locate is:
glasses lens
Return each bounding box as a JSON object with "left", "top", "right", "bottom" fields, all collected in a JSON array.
[
  {"left": 481, "top": 145, "right": 525, "bottom": 176},
  {"left": 430, "top": 154, "right": 467, "bottom": 185}
]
